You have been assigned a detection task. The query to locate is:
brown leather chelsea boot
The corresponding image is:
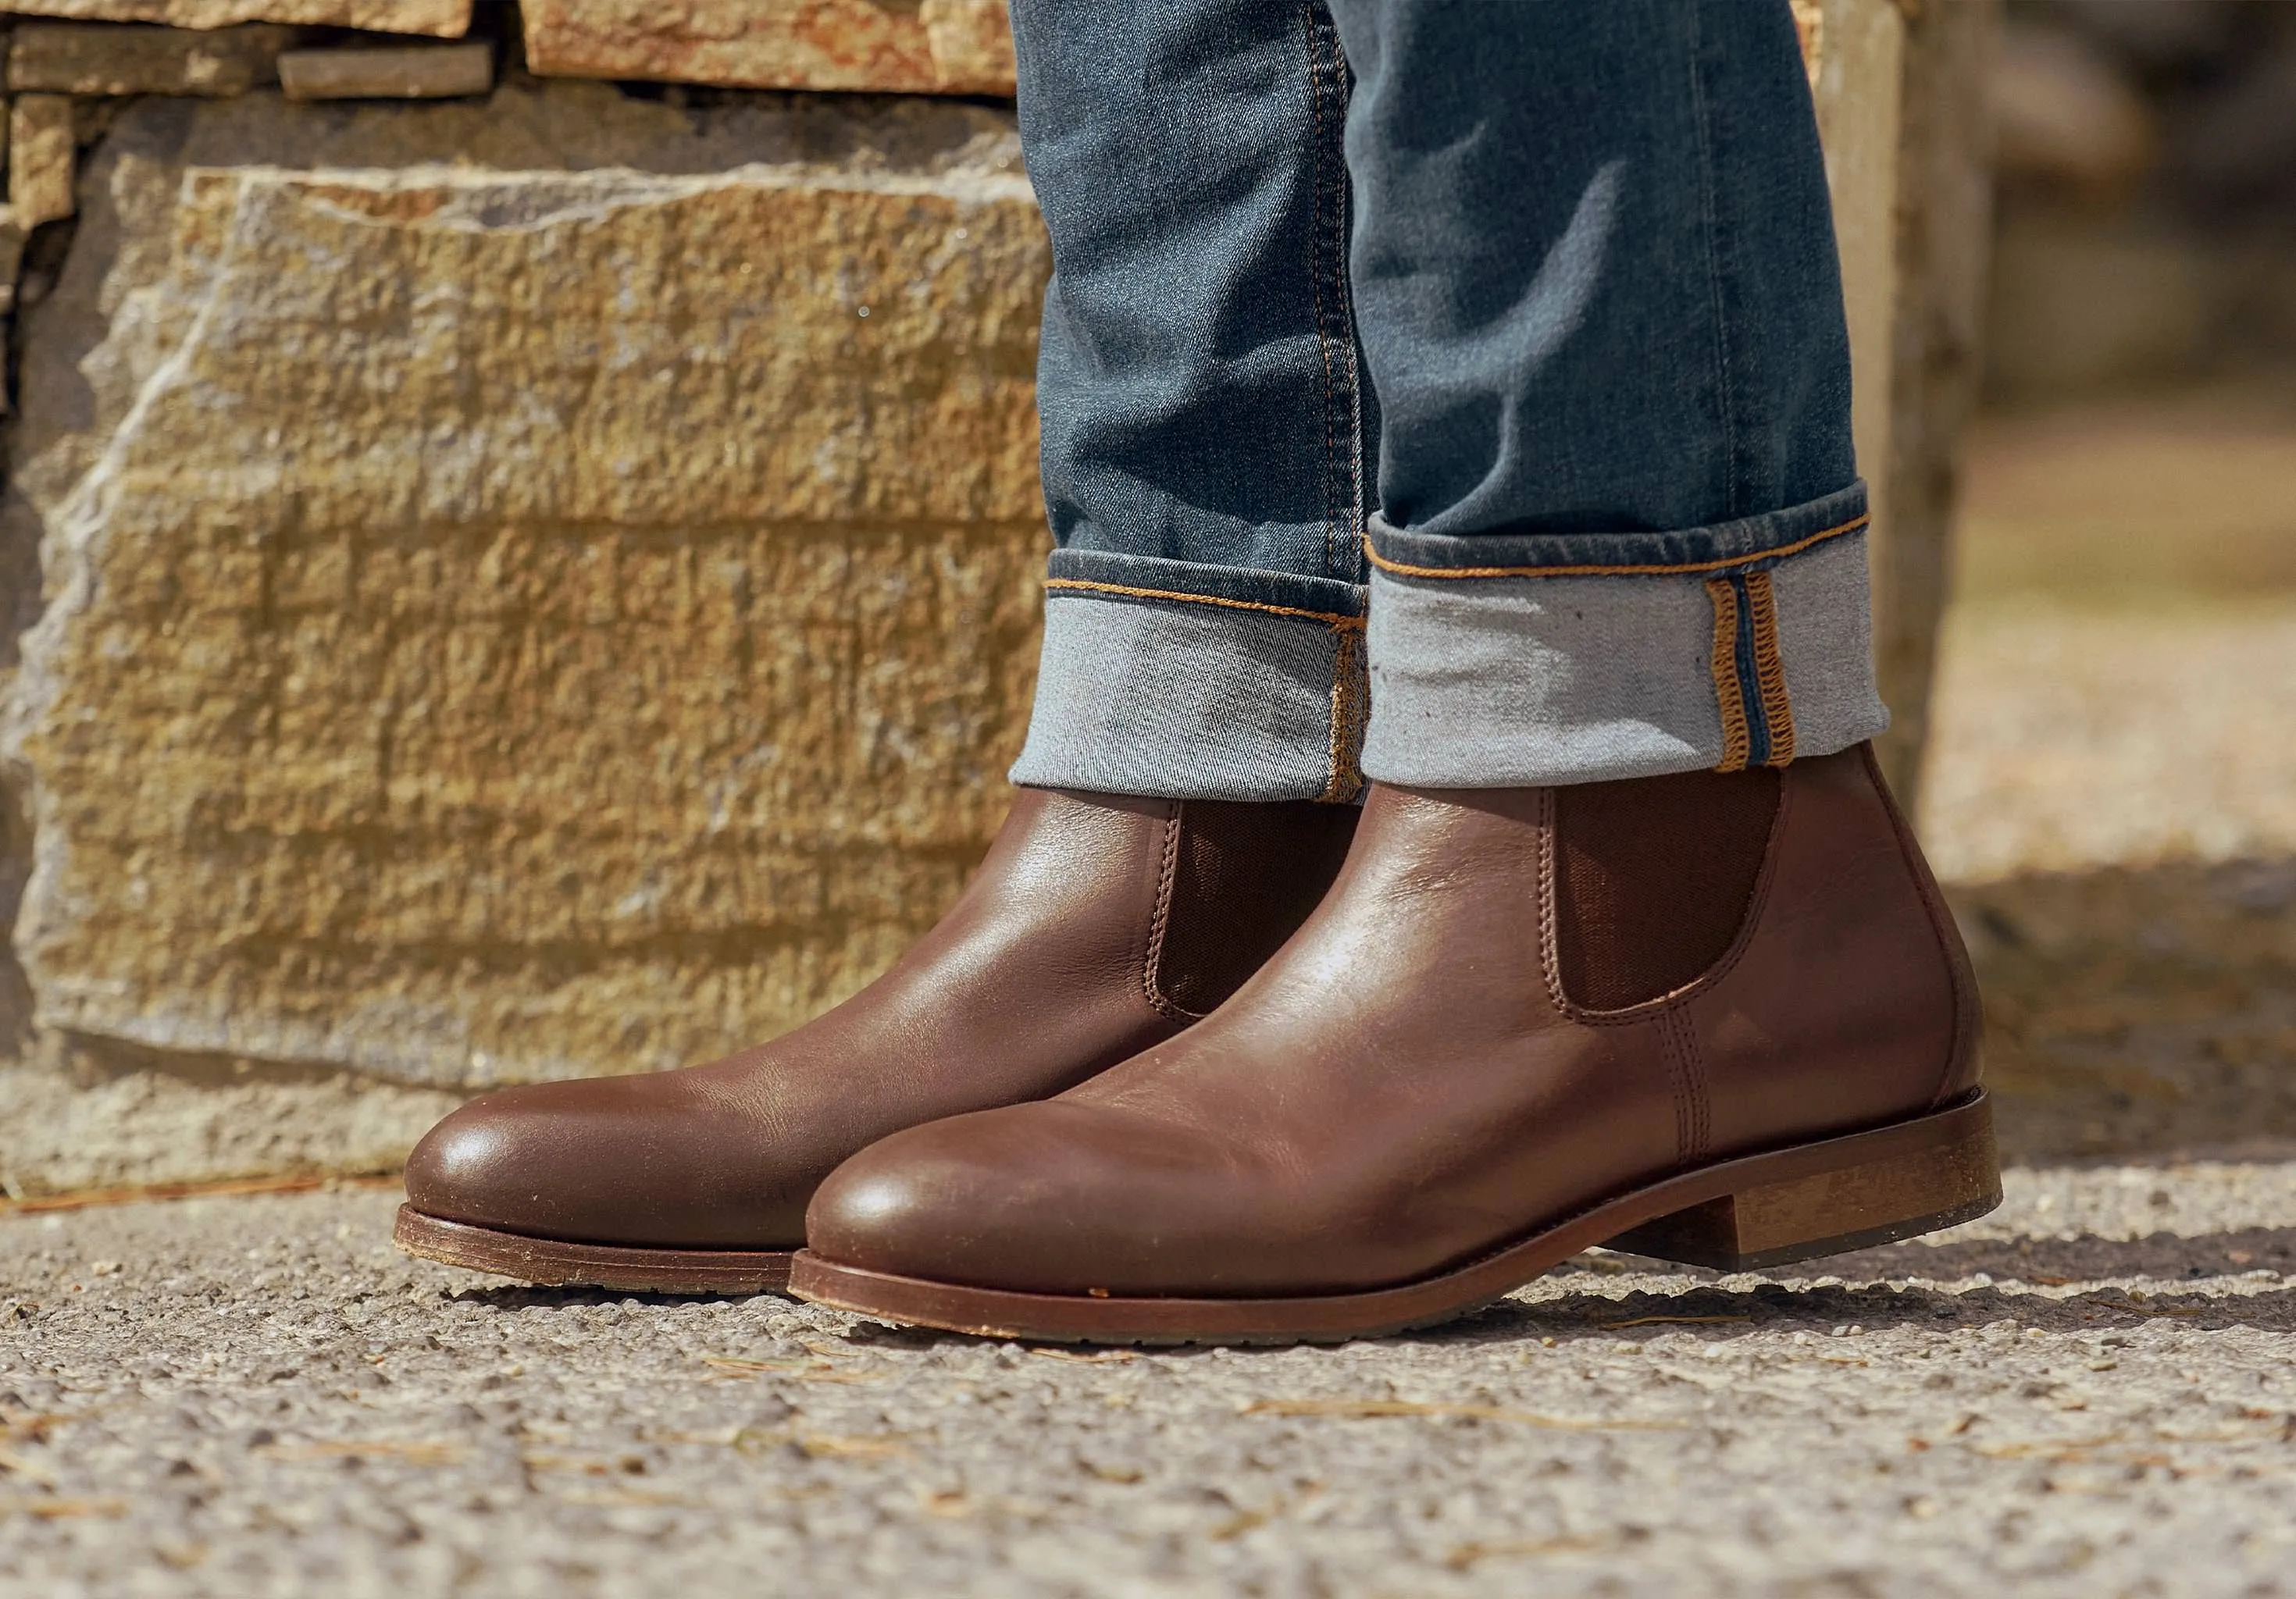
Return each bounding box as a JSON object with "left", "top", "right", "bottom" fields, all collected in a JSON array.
[
  {"left": 393, "top": 789, "right": 1358, "bottom": 1292},
  {"left": 792, "top": 745, "right": 1998, "bottom": 1343}
]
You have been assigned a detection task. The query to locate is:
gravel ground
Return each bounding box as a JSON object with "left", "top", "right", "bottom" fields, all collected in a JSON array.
[{"left": 5, "top": 1173, "right": 2296, "bottom": 1597}]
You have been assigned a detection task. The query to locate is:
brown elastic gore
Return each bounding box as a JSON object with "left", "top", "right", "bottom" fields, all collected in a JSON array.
[
  {"left": 1148, "top": 800, "right": 1360, "bottom": 1018},
  {"left": 1553, "top": 767, "right": 1781, "bottom": 1012}
]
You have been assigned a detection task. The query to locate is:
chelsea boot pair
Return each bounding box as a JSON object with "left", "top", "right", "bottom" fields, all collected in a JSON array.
[{"left": 398, "top": 746, "right": 1995, "bottom": 1343}]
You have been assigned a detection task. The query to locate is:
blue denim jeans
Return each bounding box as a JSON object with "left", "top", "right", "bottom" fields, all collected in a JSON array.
[{"left": 1005, "top": 0, "right": 1885, "bottom": 800}]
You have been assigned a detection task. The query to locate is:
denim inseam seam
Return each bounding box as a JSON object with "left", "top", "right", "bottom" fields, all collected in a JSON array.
[
  {"left": 1743, "top": 572, "right": 1797, "bottom": 764},
  {"left": 1685, "top": 0, "right": 1742, "bottom": 520},
  {"left": 1703, "top": 571, "right": 1799, "bottom": 774},
  {"left": 1706, "top": 578, "right": 1753, "bottom": 773},
  {"left": 1320, "top": 623, "right": 1368, "bottom": 804},
  {"left": 1300, "top": 0, "right": 1360, "bottom": 589}
]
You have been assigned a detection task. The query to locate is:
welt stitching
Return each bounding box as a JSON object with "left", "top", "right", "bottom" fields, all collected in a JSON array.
[
  {"left": 1140, "top": 800, "right": 1192, "bottom": 1020},
  {"left": 1366, "top": 513, "right": 1867, "bottom": 582},
  {"left": 1553, "top": 776, "right": 1796, "bottom": 1029},
  {"left": 1045, "top": 577, "right": 1365, "bottom": 629}
]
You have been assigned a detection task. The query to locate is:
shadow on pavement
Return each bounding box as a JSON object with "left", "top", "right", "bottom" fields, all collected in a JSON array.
[{"left": 1948, "top": 853, "right": 2296, "bottom": 1163}]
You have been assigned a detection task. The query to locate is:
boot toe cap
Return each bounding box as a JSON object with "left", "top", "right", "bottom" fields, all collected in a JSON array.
[
  {"left": 408, "top": 1106, "right": 526, "bottom": 1220},
  {"left": 401, "top": 1085, "right": 597, "bottom": 1238},
  {"left": 806, "top": 1102, "right": 1243, "bottom": 1295},
  {"left": 402, "top": 1078, "right": 808, "bottom": 1249}
]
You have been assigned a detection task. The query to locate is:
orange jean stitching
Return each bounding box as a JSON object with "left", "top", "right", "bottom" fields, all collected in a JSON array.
[
  {"left": 1706, "top": 578, "right": 1751, "bottom": 774},
  {"left": 1317, "top": 625, "right": 1368, "bottom": 804},
  {"left": 1045, "top": 577, "right": 1365, "bottom": 629},
  {"left": 1744, "top": 571, "right": 1796, "bottom": 767},
  {"left": 1365, "top": 512, "right": 1867, "bottom": 582}
]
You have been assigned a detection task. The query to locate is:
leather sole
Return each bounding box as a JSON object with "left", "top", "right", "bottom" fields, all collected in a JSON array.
[
  {"left": 787, "top": 1092, "right": 2000, "bottom": 1345},
  {"left": 392, "top": 1206, "right": 793, "bottom": 1295}
]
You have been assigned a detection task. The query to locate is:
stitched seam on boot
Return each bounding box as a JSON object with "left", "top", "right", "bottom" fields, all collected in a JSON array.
[
  {"left": 1655, "top": 1013, "right": 1695, "bottom": 1168},
  {"left": 1540, "top": 778, "right": 1798, "bottom": 1027},
  {"left": 1858, "top": 743, "right": 1982, "bottom": 1108},
  {"left": 1668, "top": 1007, "right": 1713, "bottom": 1164},
  {"left": 1140, "top": 801, "right": 1196, "bottom": 1021},
  {"left": 1534, "top": 788, "right": 1571, "bottom": 1020}
]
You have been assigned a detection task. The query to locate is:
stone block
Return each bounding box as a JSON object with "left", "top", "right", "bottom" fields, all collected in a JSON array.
[
  {"left": 522, "top": 0, "right": 1017, "bottom": 97},
  {"left": 9, "top": 94, "right": 76, "bottom": 226},
  {"left": 0, "top": 219, "right": 27, "bottom": 320},
  {"left": 278, "top": 41, "right": 493, "bottom": 100},
  {"left": 0, "top": 84, "right": 1050, "bottom": 1104},
  {"left": 0, "top": 2, "right": 469, "bottom": 35},
  {"left": 8, "top": 21, "right": 301, "bottom": 95},
  {"left": 0, "top": 1040, "right": 465, "bottom": 1196}
]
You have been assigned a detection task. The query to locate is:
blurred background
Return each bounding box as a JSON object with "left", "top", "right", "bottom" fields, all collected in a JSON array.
[{"left": 1923, "top": 0, "right": 2296, "bottom": 1159}]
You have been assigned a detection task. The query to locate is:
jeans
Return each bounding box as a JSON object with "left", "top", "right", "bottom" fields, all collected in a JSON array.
[{"left": 1004, "top": 0, "right": 1885, "bottom": 801}]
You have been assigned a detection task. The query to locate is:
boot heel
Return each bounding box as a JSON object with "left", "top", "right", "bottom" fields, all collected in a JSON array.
[{"left": 1603, "top": 1096, "right": 2002, "bottom": 1271}]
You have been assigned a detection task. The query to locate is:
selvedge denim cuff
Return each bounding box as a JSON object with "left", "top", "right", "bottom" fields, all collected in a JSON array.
[
  {"left": 1009, "top": 549, "right": 1370, "bottom": 803},
  {"left": 1360, "top": 483, "right": 1888, "bottom": 787}
]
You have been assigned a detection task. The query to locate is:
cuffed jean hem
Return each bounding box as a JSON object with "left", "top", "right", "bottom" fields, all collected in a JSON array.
[
  {"left": 1360, "top": 486, "right": 1888, "bottom": 788},
  {"left": 1010, "top": 550, "right": 1371, "bottom": 803}
]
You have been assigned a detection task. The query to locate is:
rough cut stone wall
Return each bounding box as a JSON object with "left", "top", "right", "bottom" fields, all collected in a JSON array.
[
  {"left": 0, "top": 5, "right": 1876, "bottom": 1196},
  {"left": 0, "top": 40, "right": 1046, "bottom": 1192}
]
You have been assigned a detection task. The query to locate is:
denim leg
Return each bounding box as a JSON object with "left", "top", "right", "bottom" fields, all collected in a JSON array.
[
  {"left": 1004, "top": 0, "right": 1374, "bottom": 803},
  {"left": 1328, "top": 0, "right": 1888, "bottom": 785}
]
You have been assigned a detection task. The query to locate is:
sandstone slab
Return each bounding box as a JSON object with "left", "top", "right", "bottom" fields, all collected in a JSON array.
[
  {"left": 277, "top": 41, "right": 494, "bottom": 100},
  {"left": 0, "top": 1042, "right": 462, "bottom": 1195},
  {"left": 0, "top": 1, "right": 469, "bottom": 34},
  {"left": 7, "top": 20, "right": 302, "bottom": 95},
  {"left": 522, "top": 0, "right": 1018, "bottom": 97},
  {"left": 9, "top": 94, "right": 76, "bottom": 226},
  {"left": 0, "top": 84, "right": 1050, "bottom": 1099}
]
